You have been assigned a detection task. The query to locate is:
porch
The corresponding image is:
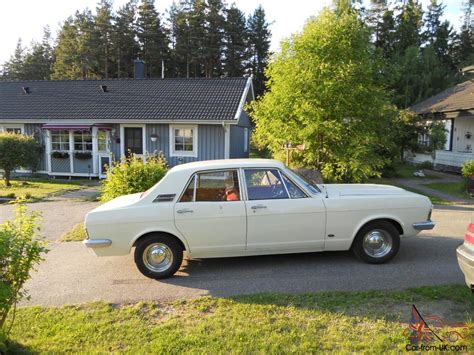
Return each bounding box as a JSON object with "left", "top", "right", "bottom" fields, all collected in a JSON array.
[{"left": 434, "top": 150, "right": 474, "bottom": 171}]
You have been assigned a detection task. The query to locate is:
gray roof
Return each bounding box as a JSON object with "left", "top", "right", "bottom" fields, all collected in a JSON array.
[
  {"left": 410, "top": 79, "right": 474, "bottom": 115},
  {"left": 0, "top": 77, "right": 249, "bottom": 121}
]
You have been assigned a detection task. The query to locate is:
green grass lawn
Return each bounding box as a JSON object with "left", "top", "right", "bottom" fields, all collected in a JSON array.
[
  {"left": 0, "top": 178, "right": 83, "bottom": 201},
  {"left": 5, "top": 285, "right": 473, "bottom": 353},
  {"left": 424, "top": 181, "right": 471, "bottom": 200},
  {"left": 59, "top": 223, "right": 86, "bottom": 242}
]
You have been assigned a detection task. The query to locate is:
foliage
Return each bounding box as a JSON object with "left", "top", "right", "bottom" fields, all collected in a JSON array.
[
  {"left": 427, "top": 120, "right": 447, "bottom": 155},
  {"left": 60, "top": 223, "right": 86, "bottom": 242},
  {"left": 2, "top": 0, "right": 271, "bottom": 81},
  {"left": 461, "top": 159, "right": 474, "bottom": 178},
  {"left": 0, "top": 200, "right": 46, "bottom": 332},
  {"left": 251, "top": 5, "right": 393, "bottom": 183},
  {"left": 6, "top": 285, "right": 474, "bottom": 352},
  {"left": 100, "top": 153, "right": 168, "bottom": 202},
  {"left": 0, "top": 133, "right": 41, "bottom": 187}
]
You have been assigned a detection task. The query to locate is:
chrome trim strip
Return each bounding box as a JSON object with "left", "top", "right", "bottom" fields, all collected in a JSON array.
[
  {"left": 82, "top": 239, "right": 112, "bottom": 248},
  {"left": 412, "top": 221, "right": 436, "bottom": 230}
]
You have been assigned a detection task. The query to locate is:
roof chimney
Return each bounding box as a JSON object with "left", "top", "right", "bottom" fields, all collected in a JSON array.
[
  {"left": 134, "top": 59, "right": 145, "bottom": 79},
  {"left": 100, "top": 85, "right": 108, "bottom": 92},
  {"left": 22, "top": 86, "right": 30, "bottom": 94}
]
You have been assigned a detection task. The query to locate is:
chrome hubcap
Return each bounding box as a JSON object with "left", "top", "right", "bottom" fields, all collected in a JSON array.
[
  {"left": 362, "top": 229, "right": 392, "bottom": 258},
  {"left": 143, "top": 243, "right": 173, "bottom": 272}
]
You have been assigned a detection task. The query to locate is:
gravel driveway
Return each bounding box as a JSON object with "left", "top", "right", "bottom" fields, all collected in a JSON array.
[{"left": 11, "top": 205, "right": 472, "bottom": 306}]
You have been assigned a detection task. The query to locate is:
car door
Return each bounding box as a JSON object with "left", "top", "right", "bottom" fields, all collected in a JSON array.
[
  {"left": 244, "top": 168, "right": 326, "bottom": 252},
  {"left": 174, "top": 169, "right": 246, "bottom": 256}
]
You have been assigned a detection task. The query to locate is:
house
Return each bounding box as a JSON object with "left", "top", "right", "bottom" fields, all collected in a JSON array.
[
  {"left": 407, "top": 78, "right": 474, "bottom": 172},
  {"left": 0, "top": 69, "right": 253, "bottom": 178}
]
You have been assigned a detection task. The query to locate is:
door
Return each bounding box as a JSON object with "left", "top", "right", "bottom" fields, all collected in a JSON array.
[
  {"left": 98, "top": 154, "right": 112, "bottom": 179},
  {"left": 244, "top": 168, "right": 326, "bottom": 251},
  {"left": 174, "top": 170, "right": 246, "bottom": 256},
  {"left": 124, "top": 127, "right": 143, "bottom": 156}
]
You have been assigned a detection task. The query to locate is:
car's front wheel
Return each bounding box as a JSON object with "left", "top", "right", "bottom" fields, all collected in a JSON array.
[
  {"left": 352, "top": 221, "right": 400, "bottom": 264},
  {"left": 134, "top": 234, "right": 183, "bottom": 279}
]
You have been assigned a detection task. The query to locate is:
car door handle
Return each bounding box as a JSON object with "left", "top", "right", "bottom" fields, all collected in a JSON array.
[
  {"left": 251, "top": 204, "right": 267, "bottom": 210},
  {"left": 177, "top": 208, "right": 194, "bottom": 214}
]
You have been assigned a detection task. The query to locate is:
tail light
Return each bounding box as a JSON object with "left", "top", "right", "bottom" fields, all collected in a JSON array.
[{"left": 465, "top": 224, "right": 474, "bottom": 245}]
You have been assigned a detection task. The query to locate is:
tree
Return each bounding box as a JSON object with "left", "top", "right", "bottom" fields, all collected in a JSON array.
[
  {"left": 0, "top": 133, "right": 41, "bottom": 187},
  {"left": 113, "top": 0, "right": 139, "bottom": 78},
  {"left": 394, "top": 0, "right": 423, "bottom": 52},
  {"left": 21, "top": 27, "right": 54, "bottom": 80},
  {"left": 251, "top": 4, "right": 393, "bottom": 183},
  {"left": 1, "top": 40, "right": 25, "bottom": 80},
  {"left": 136, "top": 0, "right": 168, "bottom": 77},
  {"left": 247, "top": 6, "right": 271, "bottom": 96},
  {"left": 204, "top": 0, "right": 225, "bottom": 77},
  {"left": 95, "top": 0, "right": 114, "bottom": 78},
  {"left": 223, "top": 5, "right": 248, "bottom": 76},
  {"left": 455, "top": 0, "right": 474, "bottom": 65}
]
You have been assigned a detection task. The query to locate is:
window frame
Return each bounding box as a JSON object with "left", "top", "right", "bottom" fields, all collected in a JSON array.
[
  {"left": 178, "top": 168, "right": 242, "bottom": 203},
  {"left": 169, "top": 125, "right": 198, "bottom": 158},
  {"left": 0, "top": 124, "right": 24, "bottom": 134},
  {"left": 51, "top": 130, "right": 71, "bottom": 152},
  {"left": 97, "top": 130, "right": 109, "bottom": 152},
  {"left": 73, "top": 130, "right": 93, "bottom": 152}
]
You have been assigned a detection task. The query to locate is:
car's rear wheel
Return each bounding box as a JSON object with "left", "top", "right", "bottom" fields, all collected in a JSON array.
[
  {"left": 352, "top": 221, "right": 400, "bottom": 264},
  {"left": 134, "top": 234, "right": 183, "bottom": 279}
]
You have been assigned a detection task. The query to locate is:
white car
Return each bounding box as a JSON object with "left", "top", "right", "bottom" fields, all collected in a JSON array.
[
  {"left": 83, "top": 159, "right": 435, "bottom": 279},
  {"left": 457, "top": 223, "right": 474, "bottom": 293}
]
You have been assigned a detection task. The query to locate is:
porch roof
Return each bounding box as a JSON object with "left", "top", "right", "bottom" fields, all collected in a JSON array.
[
  {"left": 410, "top": 79, "right": 474, "bottom": 115},
  {"left": 0, "top": 77, "right": 250, "bottom": 122}
]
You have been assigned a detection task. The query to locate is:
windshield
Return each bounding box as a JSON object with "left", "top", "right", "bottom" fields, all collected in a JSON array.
[{"left": 286, "top": 168, "right": 321, "bottom": 195}]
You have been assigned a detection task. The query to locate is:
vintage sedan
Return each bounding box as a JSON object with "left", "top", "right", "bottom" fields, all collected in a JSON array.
[{"left": 83, "top": 159, "right": 435, "bottom": 279}]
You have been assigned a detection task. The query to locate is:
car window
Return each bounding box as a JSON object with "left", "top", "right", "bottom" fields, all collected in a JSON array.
[
  {"left": 180, "top": 177, "right": 195, "bottom": 202},
  {"left": 245, "top": 169, "right": 289, "bottom": 200},
  {"left": 281, "top": 173, "right": 307, "bottom": 198},
  {"left": 190, "top": 170, "right": 240, "bottom": 202}
]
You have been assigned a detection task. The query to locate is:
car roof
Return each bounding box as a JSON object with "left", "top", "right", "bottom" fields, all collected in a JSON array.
[{"left": 168, "top": 159, "right": 286, "bottom": 174}]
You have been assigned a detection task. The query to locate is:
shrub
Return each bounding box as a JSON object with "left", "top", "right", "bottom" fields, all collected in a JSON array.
[
  {"left": 0, "top": 132, "right": 41, "bottom": 186},
  {"left": 100, "top": 153, "right": 168, "bottom": 202},
  {"left": 461, "top": 160, "right": 474, "bottom": 179},
  {"left": 0, "top": 200, "right": 46, "bottom": 334}
]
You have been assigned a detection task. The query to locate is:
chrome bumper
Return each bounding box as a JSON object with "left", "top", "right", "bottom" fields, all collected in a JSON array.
[
  {"left": 82, "top": 239, "right": 112, "bottom": 248},
  {"left": 457, "top": 245, "right": 474, "bottom": 292},
  {"left": 413, "top": 221, "right": 435, "bottom": 230}
]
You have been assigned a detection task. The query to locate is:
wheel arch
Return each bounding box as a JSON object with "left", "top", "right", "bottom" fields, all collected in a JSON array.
[
  {"left": 351, "top": 217, "right": 404, "bottom": 248},
  {"left": 131, "top": 230, "right": 188, "bottom": 252}
]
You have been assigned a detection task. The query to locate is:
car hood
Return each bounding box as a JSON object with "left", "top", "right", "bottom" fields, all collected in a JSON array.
[{"left": 324, "top": 184, "right": 408, "bottom": 198}]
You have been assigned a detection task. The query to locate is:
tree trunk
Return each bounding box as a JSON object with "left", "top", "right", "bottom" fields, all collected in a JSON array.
[{"left": 4, "top": 169, "right": 11, "bottom": 187}]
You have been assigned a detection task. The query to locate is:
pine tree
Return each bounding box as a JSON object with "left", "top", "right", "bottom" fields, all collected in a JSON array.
[
  {"left": 455, "top": 0, "right": 474, "bottom": 65},
  {"left": 136, "top": 0, "right": 169, "bottom": 77},
  {"left": 21, "top": 27, "right": 54, "bottom": 80},
  {"left": 95, "top": 0, "right": 114, "bottom": 78},
  {"left": 247, "top": 6, "right": 271, "bottom": 96},
  {"left": 223, "top": 5, "right": 248, "bottom": 77},
  {"left": 1, "top": 39, "right": 25, "bottom": 79},
  {"left": 394, "top": 0, "right": 423, "bottom": 52},
  {"left": 113, "top": 0, "right": 139, "bottom": 78},
  {"left": 204, "top": 0, "right": 225, "bottom": 77}
]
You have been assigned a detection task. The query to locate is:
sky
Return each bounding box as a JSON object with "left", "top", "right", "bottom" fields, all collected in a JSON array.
[{"left": 0, "top": 0, "right": 465, "bottom": 65}]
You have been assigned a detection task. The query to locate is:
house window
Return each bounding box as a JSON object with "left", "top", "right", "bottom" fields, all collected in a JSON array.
[
  {"left": 244, "top": 128, "right": 249, "bottom": 153},
  {"left": 51, "top": 130, "right": 70, "bottom": 151},
  {"left": 1, "top": 125, "right": 23, "bottom": 134},
  {"left": 170, "top": 125, "right": 198, "bottom": 157},
  {"left": 74, "top": 131, "right": 93, "bottom": 152},
  {"left": 418, "top": 133, "right": 430, "bottom": 148},
  {"left": 97, "top": 130, "right": 108, "bottom": 152}
]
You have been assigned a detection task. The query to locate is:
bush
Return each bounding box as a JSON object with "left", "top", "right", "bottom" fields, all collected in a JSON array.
[
  {"left": 0, "top": 200, "right": 46, "bottom": 334},
  {"left": 100, "top": 153, "right": 168, "bottom": 202},
  {"left": 461, "top": 160, "right": 474, "bottom": 179},
  {"left": 0, "top": 132, "right": 41, "bottom": 186}
]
